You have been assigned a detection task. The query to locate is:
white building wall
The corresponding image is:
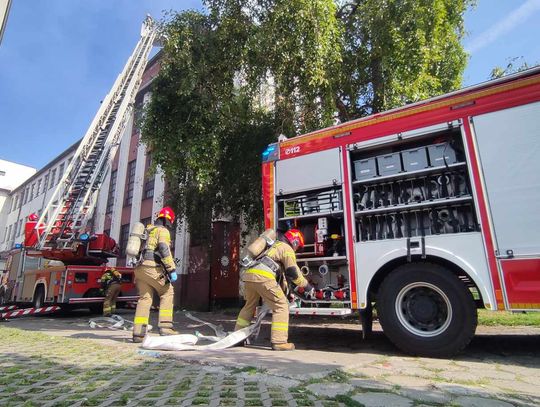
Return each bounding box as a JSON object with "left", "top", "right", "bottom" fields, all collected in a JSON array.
[
  {"left": 93, "top": 169, "right": 111, "bottom": 234},
  {"left": 0, "top": 159, "right": 36, "bottom": 191}
]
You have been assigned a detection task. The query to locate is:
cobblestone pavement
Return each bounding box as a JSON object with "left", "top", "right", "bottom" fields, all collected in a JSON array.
[{"left": 1, "top": 309, "right": 540, "bottom": 406}]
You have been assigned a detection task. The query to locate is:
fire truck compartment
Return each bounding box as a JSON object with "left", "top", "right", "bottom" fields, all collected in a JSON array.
[{"left": 275, "top": 148, "right": 342, "bottom": 195}]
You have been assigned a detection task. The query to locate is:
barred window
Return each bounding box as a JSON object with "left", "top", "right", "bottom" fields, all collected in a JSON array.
[
  {"left": 118, "top": 224, "right": 130, "bottom": 257},
  {"left": 58, "top": 163, "right": 65, "bottom": 183},
  {"left": 124, "top": 161, "right": 136, "bottom": 206},
  {"left": 11, "top": 195, "right": 18, "bottom": 212},
  {"left": 49, "top": 169, "right": 56, "bottom": 189},
  {"left": 140, "top": 217, "right": 151, "bottom": 228},
  {"left": 106, "top": 170, "right": 118, "bottom": 214}
]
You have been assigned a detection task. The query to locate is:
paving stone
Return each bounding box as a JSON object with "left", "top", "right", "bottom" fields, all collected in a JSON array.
[
  {"left": 487, "top": 378, "right": 539, "bottom": 395},
  {"left": 397, "top": 387, "right": 453, "bottom": 405},
  {"left": 395, "top": 367, "right": 434, "bottom": 378},
  {"left": 454, "top": 395, "right": 516, "bottom": 406},
  {"left": 435, "top": 383, "right": 488, "bottom": 397},
  {"left": 438, "top": 370, "right": 487, "bottom": 384},
  {"left": 351, "top": 392, "right": 414, "bottom": 407},
  {"left": 306, "top": 383, "right": 353, "bottom": 398},
  {"left": 350, "top": 367, "right": 388, "bottom": 378},
  {"left": 349, "top": 378, "right": 394, "bottom": 391},
  {"left": 477, "top": 369, "right": 517, "bottom": 381},
  {"left": 383, "top": 374, "right": 434, "bottom": 388}
]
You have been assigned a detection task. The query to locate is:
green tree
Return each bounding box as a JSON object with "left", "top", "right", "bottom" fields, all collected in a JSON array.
[
  {"left": 142, "top": 0, "right": 471, "bottom": 240},
  {"left": 336, "top": 0, "right": 471, "bottom": 119}
]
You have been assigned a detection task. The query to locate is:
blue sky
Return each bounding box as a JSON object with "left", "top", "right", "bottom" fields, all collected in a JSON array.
[{"left": 1, "top": 0, "right": 540, "bottom": 170}]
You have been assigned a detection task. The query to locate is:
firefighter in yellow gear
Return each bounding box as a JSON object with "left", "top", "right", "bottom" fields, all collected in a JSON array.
[
  {"left": 101, "top": 268, "right": 122, "bottom": 317},
  {"left": 132, "top": 207, "right": 179, "bottom": 343},
  {"left": 234, "top": 229, "right": 313, "bottom": 351}
]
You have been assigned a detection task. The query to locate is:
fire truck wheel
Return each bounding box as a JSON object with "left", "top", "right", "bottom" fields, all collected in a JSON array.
[
  {"left": 33, "top": 286, "right": 45, "bottom": 309},
  {"left": 378, "top": 262, "right": 477, "bottom": 357}
]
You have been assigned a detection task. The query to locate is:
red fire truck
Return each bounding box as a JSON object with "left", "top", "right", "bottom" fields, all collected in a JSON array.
[
  {"left": 262, "top": 67, "right": 540, "bottom": 356},
  {"left": 0, "top": 17, "right": 158, "bottom": 312}
]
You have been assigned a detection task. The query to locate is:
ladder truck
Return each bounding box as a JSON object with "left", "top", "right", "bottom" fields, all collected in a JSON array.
[
  {"left": 0, "top": 17, "right": 158, "bottom": 313},
  {"left": 263, "top": 66, "right": 540, "bottom": 356}
]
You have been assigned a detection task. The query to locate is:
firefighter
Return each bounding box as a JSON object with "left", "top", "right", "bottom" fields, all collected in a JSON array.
[
  {"left": 101, "top": 267, "right": 122, "bottom": 317},
  {"left": 234, "top": 229, "right": 313, "bottom": 351},
  {"left": 132, "top": 206, "right": 179, "bottom": 343}
]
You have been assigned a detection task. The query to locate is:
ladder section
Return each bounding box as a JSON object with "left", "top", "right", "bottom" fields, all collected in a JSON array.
[{"left": 36, "top": 17, "right": 157, "bottom": 251}]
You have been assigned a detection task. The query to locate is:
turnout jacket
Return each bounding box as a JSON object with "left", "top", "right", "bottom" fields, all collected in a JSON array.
[
  {"left": 243, "top": 241, "right": 308, "bottom": 288},
  {"left": 141, "top": 225, "right": 176, "bottom": 273},
  {"left": 101, "top": 268, "right": 122, "bottom": 288}
]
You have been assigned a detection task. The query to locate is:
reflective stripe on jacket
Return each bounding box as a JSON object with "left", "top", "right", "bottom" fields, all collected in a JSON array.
[{"left": 141, "top": 225, "right": 175, "bottom": 272}]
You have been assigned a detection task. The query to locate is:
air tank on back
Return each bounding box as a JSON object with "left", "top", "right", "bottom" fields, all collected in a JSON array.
[{"left": 240, "top": 228, "right": 277, "bottom": 267}]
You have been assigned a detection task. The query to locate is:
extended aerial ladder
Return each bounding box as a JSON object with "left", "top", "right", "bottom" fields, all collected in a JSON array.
[{"left": 28, "top": 16, "right": 158, "bottom": 264}]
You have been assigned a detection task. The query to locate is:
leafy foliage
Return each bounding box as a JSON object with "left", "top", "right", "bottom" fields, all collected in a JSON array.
[
  {"left": 142, "top": 1, "right": 471, "bottom": 240},
  {"left": 490, "top": 57, "right": 534, "bottom": 80}
]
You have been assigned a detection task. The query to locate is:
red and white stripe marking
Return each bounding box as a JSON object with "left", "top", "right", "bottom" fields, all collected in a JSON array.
[
  {"left": 0, "top": 305, "right": 18, "bottom": 312},
  {"left": 0, "top": 306, "right": 60, "bottom": 320}
]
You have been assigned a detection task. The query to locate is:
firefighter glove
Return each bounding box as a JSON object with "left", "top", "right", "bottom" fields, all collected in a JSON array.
[
  {"left": 295, "top": 284, "right": 315, "bottom": 300},
  {"left": 169, "top": 271, "right": 178, "bottom": 283}
]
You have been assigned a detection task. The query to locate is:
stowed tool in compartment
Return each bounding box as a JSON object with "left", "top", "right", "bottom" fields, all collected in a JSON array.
[
  {"left": 352, "top": 136, "right": 479, "bottom": 242},
  {"left": 354, "top": 166, "right": 471, "bottom": 211},
  {"left": 282, "top": 189, "right": 342, "bottom": 217},
  {"left": 357, "top": 204, "right": 478, "bottom": 241}
]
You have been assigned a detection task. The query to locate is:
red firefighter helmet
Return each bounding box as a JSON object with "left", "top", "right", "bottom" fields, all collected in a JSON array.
[
  {"left": 157, "top": 206, "right": 176, "bottom": 223},
  {"left": 284, "top": 229, "right": 305, "bottom": 251},
  {"left": 28, "top": 213, "right": 38, "bottom": 221}
]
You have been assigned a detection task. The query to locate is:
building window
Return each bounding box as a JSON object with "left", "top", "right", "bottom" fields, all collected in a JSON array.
[
  {"left": 7, "top": 225, "right": 12, "bottom": 241},
  {"left": 43, "top": 174, "right": 49, "bottom": 193},
  {"left": 30, "top": 183, "right": 35, "bottom": 201},
  {"left": 119, "top": 224, "right": 130, "bottom": 256},
  {"left": 58, "top": 163, "right": 65, "bottom": 182},
  {"left": 17, "top": 219, "right": 23, "bottom": 237},
  {"left": 23, "top": 187, "right": 29, "bottom": 204},
  {"left": 124, "top": 161, "right": 136, "bottom": 206},
  {"left": 49, "top": 169, "right": 56, "bottom": 189},
  {"left": 37, "top": 179, "right": 42, "bottom": 196},
  {"left": 140, "top": 217, "right": 151, "bottom": 228},
  {"left": 106, "top": 170, "right": 117, "bottom": 214},
  {"left": 142, "top": 154, "right": 154, "bottom": 199},
  {"left": 11, "top": 195, "right": 18, "bottom": 212},
  {"left": 144, "top": 178, "right": 154, "bottom": 200}
]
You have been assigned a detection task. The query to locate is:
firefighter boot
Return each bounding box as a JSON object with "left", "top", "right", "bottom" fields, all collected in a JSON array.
[
  {"left": 133, "top": 324, "right": 147, "bottom": 343},
  {"left": 159, "top": 327, "right": 180, "bottom": 336},
  {"left": 272, "top": 342, "right": 295, "bottom": 351}
]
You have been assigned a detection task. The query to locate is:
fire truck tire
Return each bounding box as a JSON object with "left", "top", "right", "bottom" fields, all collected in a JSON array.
[
  {"left": 378, "top": 262, "right": 477, "bottom": 357},
  {"left": 33, "top": 286, "right": 45, "bottom": 309}
]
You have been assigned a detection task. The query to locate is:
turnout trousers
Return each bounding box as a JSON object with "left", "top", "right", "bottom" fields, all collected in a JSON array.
[
  {"left": 133, "top": 264, "right": 175, "bottom": 340},
  {"left": 234, "top": 274, "right": 289, "bottom": 344},
  {"left": 103, "top": 282, "right": 121, "bottom": 316}
]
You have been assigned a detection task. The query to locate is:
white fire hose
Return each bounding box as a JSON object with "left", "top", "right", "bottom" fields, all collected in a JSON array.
[{"left": 141, "top": 305, "right": 270, "bottom": 351}]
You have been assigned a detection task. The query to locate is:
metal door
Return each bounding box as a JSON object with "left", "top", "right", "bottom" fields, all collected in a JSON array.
[{"left": 472, "top": 101, "right": 540, "bottom": 309}]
